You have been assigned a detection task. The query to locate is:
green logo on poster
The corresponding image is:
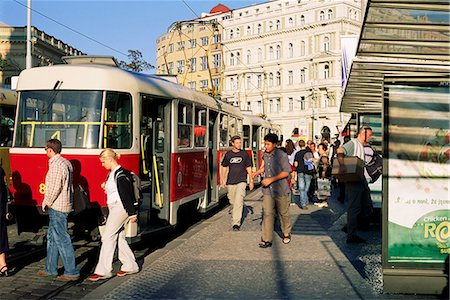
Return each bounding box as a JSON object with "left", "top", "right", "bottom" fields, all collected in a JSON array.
[{"left": 413, "top": 210, "right": 450, "bottom": 255}]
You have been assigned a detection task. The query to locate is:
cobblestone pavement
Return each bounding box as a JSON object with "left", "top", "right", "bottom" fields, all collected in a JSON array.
[{"left": 84, "top": 190, "right": 381, "bottom": 299}]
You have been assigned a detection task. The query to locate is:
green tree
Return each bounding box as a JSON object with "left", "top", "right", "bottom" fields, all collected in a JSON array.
[{"left": 118, "top": 50, "right": 153, "bottom": 73}]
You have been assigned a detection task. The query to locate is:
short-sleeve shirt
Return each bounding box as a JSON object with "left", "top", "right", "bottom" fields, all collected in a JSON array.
[
  {"left": 221, "top": 150, "right": 252, "bottom": 185},
  {"left": 262, "top": 148, "right": 292, "bottom": 196}
]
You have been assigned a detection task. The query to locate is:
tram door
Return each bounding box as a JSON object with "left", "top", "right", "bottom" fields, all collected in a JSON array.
[
  {"left": 207, "top": 110, "right": 219, "bottom": 205},
  {"left": 140, "top": 96, "right": 171, "bottom": 227}
]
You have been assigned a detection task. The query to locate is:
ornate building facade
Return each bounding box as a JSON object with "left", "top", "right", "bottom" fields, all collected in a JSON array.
[
  {"left": 155, "top": 4, "right": 232, "bottom": 95},
  {"left": 221, "top": 0, "right": 363, "bottom": 142},
  {"left": 0, "top": 23, "right": 84, "bottom": 88}
]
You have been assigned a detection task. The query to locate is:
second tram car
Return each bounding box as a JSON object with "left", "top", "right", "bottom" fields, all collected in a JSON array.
[{"left": 10, "top": 56, "right": 246, "bottom": 237}]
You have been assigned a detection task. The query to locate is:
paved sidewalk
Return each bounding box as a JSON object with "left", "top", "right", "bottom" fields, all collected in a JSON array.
[{"left": 84, "top": 189, "right": 379, "bottom": 299}]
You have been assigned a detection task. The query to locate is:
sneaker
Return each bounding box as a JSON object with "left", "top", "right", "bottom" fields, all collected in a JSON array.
[
  {"left": 117, "top": 270, "right": 139, "bottom": 277},
  {"left": 290, "top": 203, "right": 296, "bottom": 206},
  {"left": 88, "top": 274, "right": 112, "bottom": 281},
  {"left": 56, "top": 274, "right": 79, "bottom": 281},
  {"left": 346, "top": 235, "right": 366, "bottom": 244},
  {"left": 232, "top": 225, "right": 240, "bottom": 231}
]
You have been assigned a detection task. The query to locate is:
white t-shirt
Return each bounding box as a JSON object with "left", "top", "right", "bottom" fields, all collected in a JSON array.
[{"left": 105, "top": 165, "right": 122, "bottom": 206}]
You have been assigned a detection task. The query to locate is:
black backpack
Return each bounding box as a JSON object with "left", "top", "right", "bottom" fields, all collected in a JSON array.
[
  {"left": 114, "top": 168, "right": 143, "bottom": 210},
  {"left": 364, "top": 145, "right": 382, "bottom": 183}
]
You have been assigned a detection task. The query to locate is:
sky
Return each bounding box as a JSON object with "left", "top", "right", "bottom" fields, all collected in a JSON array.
[{"left": 0, "top": 0, "right": 264, "bottom": 72}]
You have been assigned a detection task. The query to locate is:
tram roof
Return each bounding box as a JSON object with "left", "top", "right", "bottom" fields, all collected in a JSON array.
[
  {"left": 16, "top": 63, "right": 242, "bottom": 117},
  {"left": 340, "top": 0, "right": 450, "bottom": 114},
  {"left": 242, "top": 114, "right": 272, "bottom": 127}
]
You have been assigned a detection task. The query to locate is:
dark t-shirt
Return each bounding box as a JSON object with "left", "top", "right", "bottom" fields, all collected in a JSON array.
[
  {"left": 294, "top": 148, "right": 314, "bottom": 174},
  {"left": 221, "top": 150, "right": 252, "bottom": 185}
]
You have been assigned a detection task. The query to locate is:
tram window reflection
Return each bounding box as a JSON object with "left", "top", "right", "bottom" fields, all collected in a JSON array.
[{"left": 104, "top": 92, "right": 132, "bottom": 149}]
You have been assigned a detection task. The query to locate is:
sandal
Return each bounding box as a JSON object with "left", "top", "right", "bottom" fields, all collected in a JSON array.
[
  {"left": 258, "top": 240, "right": 272, "bottom": 248},
  {"left": 0, "top": 265, "right": 8, "bottom": 277},
  {"left": 282, "top": 234, "right": 291, "bottom": 244}
]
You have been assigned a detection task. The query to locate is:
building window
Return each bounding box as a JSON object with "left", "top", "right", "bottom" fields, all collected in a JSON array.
[
  {"left": 200, "top": 56, "right": 207, "bottom": 70},
  {"left": 269, "top": 73, "right": 274, "bottom": 87},
  {"left": 168, "top": 62, "right": 174, "bottom": 74},
  {"left": 324, "top": 97, "right": 330, "bottom": 108},
  {"left": 257, "top": 100, "right": 262, "bottom": 114},
  {"left": 246, "top": 50, "right": 251, "bottom": 64},
  {"left": 236, "top": 28, "right": 240, "bottom": 38},
  {"left": 327, "top": 9, "right": 333, "bottom": 19},
  {"left": 230, "top": 53, "right": 235, "bottom": 66},
  {"left": 257, "top": 48, "right": 262, "bottom": 62},
  {"left": 269, "top": 21, "right": 273, "bottom": 31},
  {"left": 257, "top": 24, "right": 262, "bottom": 34},
  {"left": 276, "top": 71, "right": 281, "bottom": 86},
  {"left": 246, "top": 75, "right": 252, "bottom": 89},
  {"left": 288, "top": 43, "right": 293, "bottom": 58},
  {"left": 288, "top": 70, "right": 293, "bottom": 85},
  {"left": 300, "top": 69, "right": 306, "bottom": 83},
  {"left": 288, "top": 17, "right": 294, "bottom": 27},
  {"left": 230, "top": 78, "right": 235, "bottom": 90},
  {"left": 168, "top": 43, "right": 174, "bottom": 53},
  {"left": 229, "top": 29, "right": 234, "bottom": 39},
  {"left": 319, "top": 10, "right": 325, "bottom": 21},
  {"left": 189, "top": 39, "right": 196, "bottom": 48},
  {"left": 213, "top": 33, "right": 221, "bottom": 44},
  {"left": 257, "top": 75, "right": 262, "bottom": 88},
  {"left": 276, "top": 20, "right": 281, "bottom": 30},
  {"left": 300, "top": 15, "right": 305, "bottom": 25},
  {"left": 276, "top": 45, "right": 281, "bottom": 59},
  {"left": 269, "top": 46, "right": 274, "bottom": 60},
  {"left": 246, "top": 25, "right": 252, "bottom": 35},
  {"left": 236, "top": 52, "right": 241, "bottom": 64},
  {"left": 269, "top": 99, "right": 274, "bottom": 112},
  {"left": 188, "top": 81, "right": 196, "bottom": 90},
  {"left": 300, "top": 96, "right": 306, "bottom": 110},
  {"left": 288, "top": 97, "right": 294, "bottom": 111},
  {"left": 323, "top": 36, "right": 330, "bottom": 52},
  {"left": 300, "top": 41, "right": 305, "bottom": 56},
  {"left": 245, "top": 101, "right": 251, "bottom": 111},
  {"left": 200, "top": 79, "right": 208, "bottom": 90},
  {"left": 177, "top": 41, "right": 185, "bottom": 51},
  {"left": 200, "top": 36, "right": 209, "bottom": 46},
  {"left": 177, "top": 60, "right": 185, "bottom": 73},
  {"left": 324, "top": 64, "right": 330, "bottom": 79},
  {"left": 212, "top": 54, "right": 221, "bottom": 68},
  {"left": 212, "top": 78, "right": 220, "bottom": 91},
  {"left": 276, "top": 98, "right": 281, "bottom": 112},
  {"left": 189, "top": 58, "right": 196, "bottom": 72}
]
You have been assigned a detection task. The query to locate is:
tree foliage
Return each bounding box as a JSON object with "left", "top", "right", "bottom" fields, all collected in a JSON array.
[{"left": 118, "top": 50, "right": 153, "bottom": 73}]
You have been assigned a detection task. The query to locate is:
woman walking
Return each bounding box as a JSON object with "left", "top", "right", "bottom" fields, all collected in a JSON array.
[
  {"left": 0, "top": 166, "right": 9, "bottom": 276},
  {"left": 89, "top": 149, "right": 139, "bottom": 281}
]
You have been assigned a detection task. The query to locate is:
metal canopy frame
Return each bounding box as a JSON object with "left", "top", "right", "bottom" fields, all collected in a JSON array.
[{"left": 340, "top": 0, "right": 450, "bottom": 113}]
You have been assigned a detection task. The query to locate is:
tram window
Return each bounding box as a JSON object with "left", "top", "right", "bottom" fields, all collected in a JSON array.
[
  {"left": 15, "top": 91, "right": 102, "bottom": 148},
  {"left": 178, "top": 102, "right": 193, "bottom": 148},
  {"left": 228, "top": 117, "right": 236, "bottom": 139},
  {"left": 104, "top": 92, "right": 132, "bottom": 149},
  {"left": 243, "top": 125, "right": 250, "bottom": 149},
  {"left": 194, "top": 106, "right": 206, "bottom": 147},
  {"left": 219, "top": 114, "right": 228, "bottom": 147}
]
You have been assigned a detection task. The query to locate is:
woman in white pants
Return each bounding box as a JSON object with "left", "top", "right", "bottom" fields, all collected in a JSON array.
[{"left": 89, "top": 149, "right": 139, "bottom": 281}]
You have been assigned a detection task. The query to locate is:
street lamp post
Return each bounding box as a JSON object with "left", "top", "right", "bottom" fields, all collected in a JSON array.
[{"left": 26, "top": 0, "right": 32, "bottom": 69}]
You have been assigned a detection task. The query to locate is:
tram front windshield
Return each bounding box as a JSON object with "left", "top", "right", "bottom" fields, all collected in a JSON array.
[{"left": 15, "top": 90, "right": 103, "bottom": 148}]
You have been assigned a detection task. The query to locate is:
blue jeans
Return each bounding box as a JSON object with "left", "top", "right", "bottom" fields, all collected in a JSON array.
[
  {"left": 45, "top": 208, "right": 79, "bottom": 276},
  {"left": 297, "top": 173, "right": 312, "bottom": 207}
]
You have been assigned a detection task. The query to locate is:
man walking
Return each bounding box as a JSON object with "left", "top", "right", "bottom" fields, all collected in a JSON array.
[
  {"left": 294, "top": 140, "right": 315, "bottom": 209},
  {"left": 254, "top": 133, "right": 292, "bottom": 248},
  {"left": 337, "top": 126, "right": 374, "bottom": 243},
  {"left": 221, "top": 136, "right": 254, "bottom": 231},
  {"left": 38, "top": 139, "right": 79, "bottom": 280}
]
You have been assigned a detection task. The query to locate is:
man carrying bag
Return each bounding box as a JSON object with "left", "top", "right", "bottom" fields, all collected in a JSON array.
[{"left": 336, "top": 126, "right": 374, "bottom": 243}]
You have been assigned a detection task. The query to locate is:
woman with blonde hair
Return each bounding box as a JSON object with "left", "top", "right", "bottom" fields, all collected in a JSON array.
[{"left": 89, "top": 149, "right": 139, "bottom": 281}]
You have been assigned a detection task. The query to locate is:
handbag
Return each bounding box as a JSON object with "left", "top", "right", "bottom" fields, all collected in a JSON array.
[{"left": 73, "top": 184, "right": 90, "bottom": 214}]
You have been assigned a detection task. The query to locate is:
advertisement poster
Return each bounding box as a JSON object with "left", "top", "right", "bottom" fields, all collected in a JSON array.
[{"left": 387, "top": 84, "right": 449, "bottom": 264}]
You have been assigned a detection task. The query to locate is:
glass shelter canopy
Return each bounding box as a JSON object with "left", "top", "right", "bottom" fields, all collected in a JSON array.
[{"left": 340, "top": 0, "right": 450, "bottom": 113}]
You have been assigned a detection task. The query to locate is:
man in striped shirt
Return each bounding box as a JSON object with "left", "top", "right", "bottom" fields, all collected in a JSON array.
[{"left": 37, "top": 139, "right": 79, "bottom": 281}]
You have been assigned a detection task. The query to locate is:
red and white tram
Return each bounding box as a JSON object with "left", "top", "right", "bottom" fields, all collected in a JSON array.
[{"left": 10, "top": 56, "right": 244, "bottom": 238}]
